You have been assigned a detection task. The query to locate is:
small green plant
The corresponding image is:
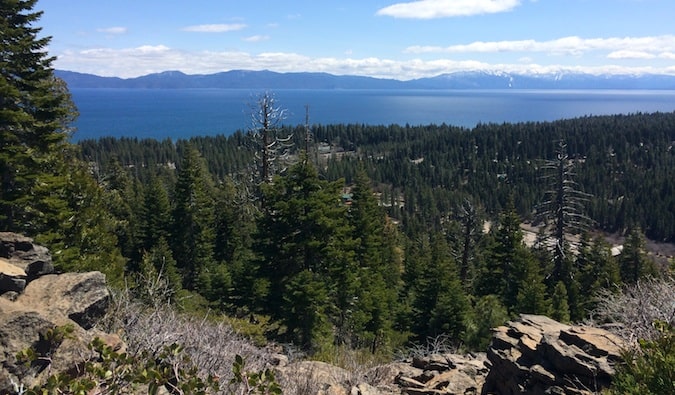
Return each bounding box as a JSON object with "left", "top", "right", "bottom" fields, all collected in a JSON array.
[
  {"left": 16, "top": 324, "right": 75, "bottom": 376},
  {"left": 15, "top": 327, "right": 284, "bottom": 394},
  {"left": 605, "top": 321, "right": 674, "bottom": 395},
  {"left": 229, "top": 354, "right": 282, "bottom": 395},
  {"left": 18, "top": 334, "right": 220, "bottom": 394}
]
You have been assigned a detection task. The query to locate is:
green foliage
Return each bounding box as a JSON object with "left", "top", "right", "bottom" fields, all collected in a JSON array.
[
  {"left": 606, "top": 322, "right": 674, "bottom": 395},
  {"left": 16, "top": 325, "right": 76, "bottom": 375},
  {"left": 346, "top": 169, "right": 402, "bottom": 351},
  {"left": 477, "top": 199, "right": 547, "bottom": 314},
  {"left": 1, "top": 0, "right": 127, "bottom": 284},
  {"left": 1, "top": 0, "right": 75, "bottom": 232},
  {"left": 550, "top": 281, "right": 571, "bottom": 323},
  {"left": 576, "top": 234, "right": 621, "bottom": 313},
  {"left": 139, "top": 237, "right": 183, "bottom": 296},
  {"left": 229, "top": 354, "right": 282, "bottom": 395},
  {"left": 221, "top": 314, "right": 272, "bottom": 348},
  {"left": 172, "top": 146, "right": 217, "bottom": 291},
  {"left": 619, "top": 227, "right": 658, "bottom": 284},
  {"left": 253, "top": 160, "right": 353, "bottom": 350},
  {"left": 514, "top": 259, "right": 551, "bottom": 316},
  {"left": 138, "top": 174, "right": 172, "bottom": 257},
  {"left": 283, "top": 269, "right": 332, "bottom": 351},
  {"left": 399, "top": 232, "right": 470, "bottom": 345},
  {"left": 463, "top": 295, "right": 509, "bottom": 351}
]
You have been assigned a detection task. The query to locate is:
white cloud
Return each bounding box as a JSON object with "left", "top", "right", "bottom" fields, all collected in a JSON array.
[
  {"left": 182, "top": 23, "right": 247, "bottom": 33},
  {"left": 53, "top": 44, "right": 675, "bottom": 79},
  {"left": 243, "top": 35, "right": 270, "bottom": 42},
  {"left": 607, "top": 50, "right": 655, "bottom": 59},
  {"left": 96, "top": 27, "right": 127, "bottom": 35},
  {"left": 376, "top": 0, "right": 522, "bottom": 19},
  {"left": 405, "top": 35, "right": 675, "bottom": 57}
]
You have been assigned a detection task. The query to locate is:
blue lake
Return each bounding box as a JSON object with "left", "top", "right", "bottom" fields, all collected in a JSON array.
[{"left": 69, "top": 89, "right": 675, "bottom": 141}]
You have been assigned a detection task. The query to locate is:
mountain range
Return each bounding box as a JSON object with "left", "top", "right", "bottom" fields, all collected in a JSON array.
[{"left": 55, "top": 69, "right": 675, "bottom": 90}]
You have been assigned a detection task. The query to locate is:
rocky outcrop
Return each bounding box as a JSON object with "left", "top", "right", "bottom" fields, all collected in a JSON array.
[
  {"left": 391, "top": 353, "right": 488, "bottom": 395},
  {"left": 0, "top": 232, "right": 53, "bottom": 284},
  {"left": 483, "top": 314, "right": 626, "bottom": 395},
  {"left": 0, "top": 233, "right": 114, "bottom": 392},
  {"left": 276, "top": 353, "right": 488, "bottom": 395},
  {"left": 0, "top": 232, "right": 54, "bottom": 296}
]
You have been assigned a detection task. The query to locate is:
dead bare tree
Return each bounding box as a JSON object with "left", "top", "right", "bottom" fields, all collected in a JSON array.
[
  {"left": 248, "top": 91, "right": 294, "bottom": 184},
  {"left": 241, "top": 92, "right": 295, "bottom": 209},
  {"left": 536, "top": 140, "right": 593, "bottom": 283},
  {"left": 454, "top": 198, "right": 482, "bottom": 288}
]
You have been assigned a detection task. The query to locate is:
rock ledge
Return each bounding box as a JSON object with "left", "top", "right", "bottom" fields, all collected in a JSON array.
[{"left": 483, "top": 314, "right": 626, "bottom": 395}]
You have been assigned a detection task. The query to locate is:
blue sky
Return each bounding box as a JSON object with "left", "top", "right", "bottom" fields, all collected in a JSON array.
[{"left": 38, "top": 0, "right": 675, "bottom": 79}]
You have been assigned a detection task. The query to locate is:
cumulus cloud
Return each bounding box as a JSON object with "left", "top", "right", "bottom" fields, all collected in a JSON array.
[
  {"left": 405, "top": 35, "right": 675, "bottom": 57},
  {"left": 96, "top": 27, "right": 127, "bottom": 34},
  {"left": 182, "top": 23, "right": 247, "bottom": 33},
  {"left": 376, "top": 0, "right": 522, "bottom": 19}
]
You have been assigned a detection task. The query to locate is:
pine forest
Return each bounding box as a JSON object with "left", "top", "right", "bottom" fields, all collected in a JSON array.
[{"left": 2, "top": 0, "right": 674, "bottom": 369}]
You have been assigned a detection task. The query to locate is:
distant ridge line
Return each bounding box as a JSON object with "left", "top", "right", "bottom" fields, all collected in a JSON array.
[{"left": 55, "top": 69, "right": 675, "bottom": 90}]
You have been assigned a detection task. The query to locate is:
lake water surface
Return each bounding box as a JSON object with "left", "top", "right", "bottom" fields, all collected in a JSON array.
[{"left": 69, "top": 89, "right": 675, "bottom": 141}]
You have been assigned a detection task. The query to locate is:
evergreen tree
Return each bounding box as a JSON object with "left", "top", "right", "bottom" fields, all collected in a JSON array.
[
  {"left": 405, "top": 233, "right": 469, "bottom": 341},
  {"left": 171, "top": 146, "right": 216, "bottom": 290},
  {"left": 576, "top": 233, "right": 621, "bottom": 313},
  {"left": 99, "top": 157, "right": 142, "bottom": 267},
  {"left": 139, "top": 174, "right": 172, "bottom": 253},
  {"left": 139, "top": 236, "right": 182, "bottom": 298},
  {"left": 348, "top": 169, "right": 401, "bottom": 350},
  {"left": 476, "top": 198, "right": 538, "bottom": 312},
  {"left": 284, "top": 269, "right": 332, "bottom": 351},
  {"left": 1, "top": 0, "right": 76, "bottom": 232},
  {"left": 551, "top": 281, "right": 571, "bottom": 323},
  {"left": 619, "top": 227, "right": 657, "bottom": 283},
  {"left": 515, "top": 253, "right": 552, "bottom": 315},
  {"left": 0, "top": 1, "right": 126, "bottom": 281},
  {"left": 35, "top": 151, "right": 126, "bottom": 285},
  {"left": 254, "top": 160, "right": 353, "bottom": 349},
  {"left": 212, "top": 177, "right": 256, "bottom": 309},
  {"left": 465, "top": 295, "right": 509, "bottom": 350}
]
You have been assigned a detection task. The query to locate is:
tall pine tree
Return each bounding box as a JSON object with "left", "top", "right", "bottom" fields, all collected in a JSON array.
[
  {"left": 348, "top": 169, "right": 402, "bottom": 351},
  {"left": 171, "top": 146, "right": 216, "bottom": 291},
  {"left": 253, "top": 160, "right": 353, "bottom": 349},
  {"left": 1, "top": 1, "right": 125, "bottom": 281},
  {"left": 1, "top": 0, "right": 76, "bottom": 232}
]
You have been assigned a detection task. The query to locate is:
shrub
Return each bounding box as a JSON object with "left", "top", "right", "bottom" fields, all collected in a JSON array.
[
  {"left": 16, "top": 335, "right": 284, "bottom": 394},
  {"left": 590, "top": 277, "right": 674, "bottom": 342},
  {"left": 606, "top": 321, "right": 674, "bottom": 395}
]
